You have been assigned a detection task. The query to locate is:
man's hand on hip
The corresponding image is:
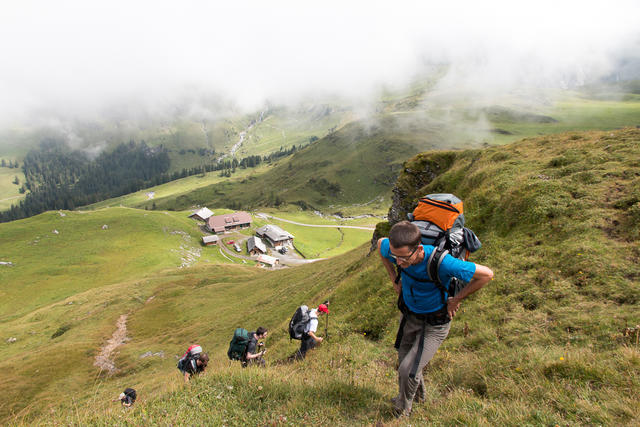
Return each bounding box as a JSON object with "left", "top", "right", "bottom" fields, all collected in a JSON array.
[{"left": 447, "top": 297, "right": 461, "bottom": 318}]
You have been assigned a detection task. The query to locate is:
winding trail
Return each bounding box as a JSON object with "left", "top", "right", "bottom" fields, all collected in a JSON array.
[
  {"left": 94, "top": 314, "right": 129, "bottom": 374},
  {"left": 256, "top": 213, "right": 375, "bottom": 231},
  {"left": 0, "top": 195, "right": 23, "bottom": 203}
]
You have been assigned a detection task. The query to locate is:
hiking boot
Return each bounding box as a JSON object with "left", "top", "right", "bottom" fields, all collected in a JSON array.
[
  {"left": 414, "top": 379, "right": 426, "bottom": 403},
  {"left": 391, "top": 406, "right": 411, "bottom": 419}
]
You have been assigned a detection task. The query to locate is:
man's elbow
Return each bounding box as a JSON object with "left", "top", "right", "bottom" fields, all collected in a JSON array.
[
  {"left": 479, "top": 265, "right": 493, "bottom": 285},
  {"left": 475, "top": 265, "right": 494, "bottom": 285}
]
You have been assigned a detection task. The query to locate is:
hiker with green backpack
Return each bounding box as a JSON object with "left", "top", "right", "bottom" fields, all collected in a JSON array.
[
  {"left": 228, "top": 327, "right": 268, "bottom": 367},
  {"left": 378, "top": 195, "right": 493, "bottom": 418}
]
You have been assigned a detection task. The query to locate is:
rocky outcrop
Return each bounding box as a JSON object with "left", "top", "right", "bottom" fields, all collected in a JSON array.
[
  {"left": 369, "top": 150, "right": 458, "bottom": 251},
  {"left": 387, "top": 151, "right": 457, "bottom": 224}
]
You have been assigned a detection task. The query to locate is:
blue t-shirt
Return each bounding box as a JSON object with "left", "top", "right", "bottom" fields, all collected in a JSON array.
[{"left": 380, "top": 238, "right": 476, "bottom": 314}]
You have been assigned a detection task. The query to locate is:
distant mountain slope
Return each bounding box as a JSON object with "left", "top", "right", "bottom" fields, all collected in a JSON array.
[{"left": 148, "top": 115, "right": 458, "bottom": 212}]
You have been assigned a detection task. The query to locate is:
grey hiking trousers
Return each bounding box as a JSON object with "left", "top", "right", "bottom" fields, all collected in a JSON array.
[{"left": 395, "top": 313, "right": 451, "bottom": 415}]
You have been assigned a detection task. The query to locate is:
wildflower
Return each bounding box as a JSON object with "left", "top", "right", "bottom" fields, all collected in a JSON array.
[
  {"left": 559, "top": 357, "right": 564, "bottom": 361},
  {"left": 258, "top": 386, "right": 263, "bottom": 391}
]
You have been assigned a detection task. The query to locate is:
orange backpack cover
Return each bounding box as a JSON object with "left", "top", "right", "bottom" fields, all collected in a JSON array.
[{"left": 412, "top": 195, "right": 463, "bottom": 231}]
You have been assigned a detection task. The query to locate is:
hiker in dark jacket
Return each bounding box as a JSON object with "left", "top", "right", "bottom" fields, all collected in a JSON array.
[
  {"left": 180, "top": 352, "right": 209, "bottom": 382},
  {"left": 378, "top": 221, "right": 493, "bottom": 418},
  {"left": 113, "top": 388, "right": 137, "bottom": 407},
  {"left": 242, "top": 327, "right": 268, "bottom": 367}
]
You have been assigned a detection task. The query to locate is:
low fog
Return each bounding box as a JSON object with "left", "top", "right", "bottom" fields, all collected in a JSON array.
[{"left": 1, "top": 0, "right": 639, "bottom": 129}]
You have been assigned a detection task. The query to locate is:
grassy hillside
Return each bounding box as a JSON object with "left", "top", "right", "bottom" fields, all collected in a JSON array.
[
  {"left": 2, "top": 127, "right": 639, "bottom": 425},
  {"left": 0, "top": 167, "right": 26, "bottom": 211},
  {"left": 0, "top": 208, "right": 219, "bottom": 322}
]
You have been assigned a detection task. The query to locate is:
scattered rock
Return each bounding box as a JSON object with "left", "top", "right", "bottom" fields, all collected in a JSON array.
[
  {"left": 102, "top": 224, "right": 109, "bottom": 230},
  {"left": 140, "top": 351, "right": 165, "bottom": 359},
  {"left": 0, "top": 261, "right": 13, "bottom": 266},
  {"left": 146, "top": 296, "right": 155, "bottom": 304},
  {"left": 66, "top": 301, "right": 74, "bottom": 305},
  {"left": 58, "top": 211, "right": 66, "bottom": 217},
  {"left": 52, "top": 229, "right": 59, "bottom": 234},
  {"left": 7, "top": 337, "right": 17, "bottom": 343}
]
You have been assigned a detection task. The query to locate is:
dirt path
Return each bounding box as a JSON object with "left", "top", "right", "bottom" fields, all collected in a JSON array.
[
  {"left": 0, "top": 195, "right": 23, "bottom": 203},
  {"left": 256, "top": 213, "right": 376, "bottom": 230},
  {"left": 94, "top": 314, "right": 129, "bottom": 374}
]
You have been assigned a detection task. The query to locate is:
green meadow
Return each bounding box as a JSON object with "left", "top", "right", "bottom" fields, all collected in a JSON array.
[
  {"left": 0, "top": 167, "right": 26, "bottom": 211},
  {"left": 487, "top": 95, "right": 640, "bottom": 145},
  {"left": 86, "top": 163, "right": 272, "bottom": 210}
]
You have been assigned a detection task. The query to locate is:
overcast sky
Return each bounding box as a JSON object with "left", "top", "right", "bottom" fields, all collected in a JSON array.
[{"left": 1, "top": 0, "right": 638, "bottom": 125}]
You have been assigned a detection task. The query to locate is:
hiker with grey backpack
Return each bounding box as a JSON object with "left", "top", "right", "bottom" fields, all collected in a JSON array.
[
  {"left": 288, "top": 303, "right": 329, "bottom": 360},
  {"left": 227, "top": 327, "right": 268, "bottom": 367},
  {"left": 378, "top": 194, "right": 493, "bottom": 418}
]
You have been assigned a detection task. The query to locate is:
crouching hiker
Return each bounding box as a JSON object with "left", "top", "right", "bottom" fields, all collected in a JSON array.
[
  {"left": 288, "top": 303, "right": 329, "bottom": 360},
  {"left": 378, "top": 221, "right": 493, "bottom": 418},
  {"left": 177, "top": 344, "right": 209, "bottom": 382},
  {"left": 228, "top": 327, "right": 268, "bottom": 367},
  {"left": 113, "top": 387, "right": 136, "bottom": 407}
]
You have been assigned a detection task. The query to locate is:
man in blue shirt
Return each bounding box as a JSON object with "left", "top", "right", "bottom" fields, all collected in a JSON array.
[{"left": 378, "top": 221, "right": 493, "bottom": 418}]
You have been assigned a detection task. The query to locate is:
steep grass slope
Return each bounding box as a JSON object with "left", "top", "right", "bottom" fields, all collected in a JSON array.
[
  {"left": 7, "top": 127, "right": 638, "bottom": 426},
  {"left": 147, "top": 115, "right": 447, "bottom": 212}
]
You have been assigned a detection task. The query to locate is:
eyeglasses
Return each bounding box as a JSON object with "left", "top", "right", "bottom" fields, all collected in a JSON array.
[{"left": 389, "top": 245, "right": 419, "bottom": 261}]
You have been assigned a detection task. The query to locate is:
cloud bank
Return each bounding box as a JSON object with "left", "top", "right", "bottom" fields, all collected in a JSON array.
[{"left": 0, "top": 0, "right": 638, "bottom": 125}]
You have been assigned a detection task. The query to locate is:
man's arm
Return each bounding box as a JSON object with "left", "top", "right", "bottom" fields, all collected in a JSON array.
[
  {"left": 377, "top": 238, "right": 401, "bottom": 295},
  {"left": 308, "top": 331, "right": 323, "bottom": 343},
  {"left": 447, "top": 264, "right": 494, "bottom": 318},
  {"left": 245, "top": 350, "right": 266, "bottom": 360}
]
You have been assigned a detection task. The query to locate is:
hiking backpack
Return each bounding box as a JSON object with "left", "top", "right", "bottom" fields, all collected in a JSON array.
[
  {"left": 227, "top": 328, "right": 251, "bottom": 360},
  {"left": 177, "top": 344, "right": 202, "bottom": 371},
  {"left": 398, "top": 193, "right": 482, "bottom": 301},
  {"left": 121, "top": 388, "right": 137, "bottom": 405},
  {"left": 288, "top": 305, "right": 311, "bottom": 340}
]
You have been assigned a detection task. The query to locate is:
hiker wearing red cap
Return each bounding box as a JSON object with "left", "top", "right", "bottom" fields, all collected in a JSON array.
[
  {"left": 296, "top": 303, "right": 329, "bottom": 359},
  {"left": 378, "top": 221, "right": 493, "bottom": 418}
]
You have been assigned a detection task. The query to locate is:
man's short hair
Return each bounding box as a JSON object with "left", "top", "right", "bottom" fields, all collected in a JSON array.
[
  {"left": 198, "top": 353, "right": 209, "bottom": 367},
  {"left": 256, "top": 326, "right": 268, "bottom": 336},
  {"left": 389, "top": 221, "right": 421, "bottom": 249}
]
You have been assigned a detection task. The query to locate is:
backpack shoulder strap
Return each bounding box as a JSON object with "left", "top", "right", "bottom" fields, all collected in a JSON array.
[{"left": 427, "top": 247, "right": 449, "bottom": 304}]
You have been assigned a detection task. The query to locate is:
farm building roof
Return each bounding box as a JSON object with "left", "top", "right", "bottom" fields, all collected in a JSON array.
[
  {"left": 189, "top": 207, "right": 214, "bottom": 220},
  {"left": 257, "top": 254, "right": 278, "bottom": 266},
  {"left": 202, "top": 235, "right": 220, "bottom": 244},
  {"left": 247, "top": 236, "right": 267, "bottom": 253},
  {"left": 256, "top": 225, "right": 294, "bottom": 242},
  {"left": 207, "top": 211, "right": 252, "bottom": 233}
]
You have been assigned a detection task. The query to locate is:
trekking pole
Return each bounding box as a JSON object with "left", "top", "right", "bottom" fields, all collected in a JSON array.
[{"left": 324, "top": 300, "right": 330, "bottom": 340}]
